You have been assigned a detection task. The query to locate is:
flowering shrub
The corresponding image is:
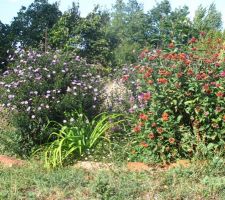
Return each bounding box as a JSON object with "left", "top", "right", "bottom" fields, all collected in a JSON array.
[
  {"left": 123, "top": 34, "right": 225, "bottom": 162},
  {"left": 0, "top": 49, "right": 106, "bottom": 153}
]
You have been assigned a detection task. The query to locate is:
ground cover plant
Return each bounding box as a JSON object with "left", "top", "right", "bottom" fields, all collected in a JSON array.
[{"left": 0, "top": 157, "right": 224, "bottom": 200}]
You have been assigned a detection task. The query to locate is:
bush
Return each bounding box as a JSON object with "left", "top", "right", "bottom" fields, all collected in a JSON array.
[
  {"left": 0, "top": 49, "right": 106, "bottom": 154},
  {"left": 123, "top": 34, "right": 225, "bottom": 163}
]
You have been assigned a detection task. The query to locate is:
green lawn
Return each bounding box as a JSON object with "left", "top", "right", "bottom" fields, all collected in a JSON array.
[{"left": 0, "top": 158, "right": 224, "bottom": 200}]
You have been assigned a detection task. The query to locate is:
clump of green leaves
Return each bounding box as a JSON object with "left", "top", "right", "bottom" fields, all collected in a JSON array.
[{"left": 44, "top": 111, "right": 123, "bottom": 168}]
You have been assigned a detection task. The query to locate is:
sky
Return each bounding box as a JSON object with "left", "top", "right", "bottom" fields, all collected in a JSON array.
[{"left": 0, "top": 0, "right": 225, "bottom": 26}]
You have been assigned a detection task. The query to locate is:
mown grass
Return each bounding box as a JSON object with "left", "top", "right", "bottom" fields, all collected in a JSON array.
[{"left": 0, "top": 157, "right": 224, "bottom": 200}]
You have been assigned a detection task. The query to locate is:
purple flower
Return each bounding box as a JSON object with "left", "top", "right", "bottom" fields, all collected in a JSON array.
[{"left": 75, "top": 56, "right": 80, "bottom": 61}]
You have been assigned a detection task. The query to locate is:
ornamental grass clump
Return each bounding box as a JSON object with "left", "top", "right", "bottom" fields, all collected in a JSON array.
[
  {"left": 0, "top": 49, "right": 106, "bottom": 154},
  {"left": 44, "top": 111, "right": 123, "bottom": 169},
  {"left": 123, "top": 33, "right": 225, "bottom": 162}
]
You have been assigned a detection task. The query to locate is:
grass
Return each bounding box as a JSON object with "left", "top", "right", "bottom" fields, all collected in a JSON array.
[
  {"left": 0, "top": 157, "right": 224, "bottom": 200},
  {"left": 0, "top": 112, "right": 224, "bottom": 199}
]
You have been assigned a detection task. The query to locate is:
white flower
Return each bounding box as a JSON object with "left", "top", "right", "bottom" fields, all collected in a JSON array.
[
  {"left": 66, "top": 87, "right": 72, "bottom": 92},
  {"left": 31, "top": 115, "right": 35, "bottom": 119}
]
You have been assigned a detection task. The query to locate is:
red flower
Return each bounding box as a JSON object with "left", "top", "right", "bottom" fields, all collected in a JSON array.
[
  {"left": 223, "top": 115, "right": 225, "bottom": 122},
  {"left": 158, "top": 69, "right": 171, "bottom": 76},
  {"left": 157, "top": 127, "right": 164, "bottom": 134},
  {"left": 143, "top": 92, "right": 151, "bottom": 101},
  {"left": 157, "top": 78, "right": 168, "bottom": 84},
  {"left": 202, "top": 84, "right": 211, "bottom": 94},
  {"left": 162, "top": 112, "right": 169, "bottom": 121},
  {"left": 133, "top": 125, "right": 141, "bottom": 133},
  {"left": 148, "top": 133, "right": 155, "bottom": 140},
  {"left": 122, "top": 75, "right": 129, "bottom": 82},
  {"left": 215, "top": 62, "right": 220, "bottom": 67},
  {"left": 138, "top": 122, "right": 145, "bottom": 127},
  {"left": 179, "top": 53, "right": 187, "bottom": 60},
  {"left": 216, "top": 91, "right": 224, "bottom": 97},
  {"left": 189, "top": 37, "right": 197, "bottom": 43},
  {"left": 144, "top": 69, "right": 153, "bottom": 78},
  {"left": 187, "top": 69, "right": 194, "bottom": 76},
  {"left": 177, "top": 72, "right": 183, "bottom": 78},
  {"left": 151, "top": 122, "right": 157, "bottom": 127},
  {"left": 148, "top": 80, "right": 154, "bottom": 85},
  {"left": 140, "top": 141, "right": 149, "bottom": 148},
  {"left": 139, "top": 113, "right": 148, "bottom": 121},
  {"left": 169, "top": 137, "right": 175, "bottom": 144},
  {"left": 184, "top": 60, "right": 191, "bottom": 65},
  {"left": 196, "top": 73, "right": 207, "bottom": 80},
  {"left": 220, "top": 71, "right": 225, "bottom": 77}
]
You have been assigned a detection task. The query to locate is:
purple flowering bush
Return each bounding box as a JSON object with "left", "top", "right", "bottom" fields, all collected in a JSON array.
[{"left": 0, "top": 49, "right": 106, "bottom": 153}]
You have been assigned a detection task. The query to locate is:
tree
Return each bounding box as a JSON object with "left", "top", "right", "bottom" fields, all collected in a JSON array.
[
  {"left": 49, "top": 2, "right": 81, "bottom": 49},
  {"left": 72, "top": 6, "right": 113, "bottom": 65},
  {"left": 146, "top": 0, "right": 196, "bottom": 48},
  {"left": 193, "top": 3, "right": 222, "bottom": 32},
  {"left": 110, "top": 0, "right": 147, "bottom": 65},
  {"left": 0, "top": 21, "right": 11, "bottom": 71},
  {"left": 10, "top": 0, "right": 61, "bottom": 48}
]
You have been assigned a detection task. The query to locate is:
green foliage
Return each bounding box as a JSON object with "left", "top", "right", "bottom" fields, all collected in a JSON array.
[
  {"left": 10, "top": 0, "right": 61, "bottom": 48},
  {"left": 109, "top": 0, "right": 147, "bottom": 65},
  {"left": 50, "top": 5, "right": 114, "bottom": 66},
  {"left": 193, "top": 3, "right": 222, "bottom": 32},
  {"left": 0, "top": 21, "right": 11, "bottom": 71},
  {"left": 147, "top": 0, "right": 197, "bottom": 47},
  {"left": 44, "top": 111, "right": 123, "bottom": 168},
  {"left": 49, "top": 2, "right": 81, "bottom": 49},
  {"left": 0, "top": 49, "right": 105, "bottom": 154},
  {"left": 73, "top": 7, "right": 113, "bottom": 66}
]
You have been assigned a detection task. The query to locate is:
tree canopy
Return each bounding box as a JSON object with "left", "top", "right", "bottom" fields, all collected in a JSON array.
[{"left": 0, "top": 0, "right": 223, "bottom": 70}]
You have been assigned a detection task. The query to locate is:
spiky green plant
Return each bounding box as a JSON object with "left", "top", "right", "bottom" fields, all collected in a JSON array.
[{"left": 44, "top": 111, "right": 123, "bottom": 168}]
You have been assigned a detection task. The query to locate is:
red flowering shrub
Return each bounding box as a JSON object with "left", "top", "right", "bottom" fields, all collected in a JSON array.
[{"left": 123, "top": 34, "right": 225, "bottom": 162}]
